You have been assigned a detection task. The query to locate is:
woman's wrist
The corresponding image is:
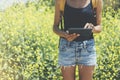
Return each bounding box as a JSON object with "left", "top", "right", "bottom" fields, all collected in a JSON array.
[
  {"left": 53, "top": 25, "right": 67, "bottom": 37},
  {"left": 92, "top": 25, "right": 102, "bottom": 33},
  {"left": 59, "top": 31, "right": 68, "bottom": 38}
]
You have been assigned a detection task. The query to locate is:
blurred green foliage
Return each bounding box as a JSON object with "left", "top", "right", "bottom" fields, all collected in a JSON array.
[
  {"left": 103, "top": 0, "right": 120, "bottom": 10},
  {"left": 0, "top": 0, "right": 120, "bottom": 80}
]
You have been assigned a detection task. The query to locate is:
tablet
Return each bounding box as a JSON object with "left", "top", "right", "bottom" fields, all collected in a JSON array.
[{"left": 68, "top": 28, "right": 92, "bottom": 37}]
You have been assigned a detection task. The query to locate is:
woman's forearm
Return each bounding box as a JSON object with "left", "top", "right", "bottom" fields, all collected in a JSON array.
[{"left": 53, "top": 25, "right": 67, "bottom": 38}]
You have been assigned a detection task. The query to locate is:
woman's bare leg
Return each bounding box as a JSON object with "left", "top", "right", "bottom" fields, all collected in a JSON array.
[
  {"left": 78, "top": 65, "right": 95, "bottom": 80},
  {"left": 61, "top": 66, "right": 76, "bottom": 80}
]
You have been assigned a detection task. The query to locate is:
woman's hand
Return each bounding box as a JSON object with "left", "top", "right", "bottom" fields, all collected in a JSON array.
[
  {"left": 61, "top": 31, "right": 80, "bottom": 42},
  {"left": 84, "top": 23, "right": 102, "bottom": 33},
  {"left": 84, "top": 23, "right": 94, "bottom": 29}
]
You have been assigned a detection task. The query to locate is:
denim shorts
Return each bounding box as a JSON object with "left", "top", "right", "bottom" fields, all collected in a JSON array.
[{"left": 58, "top": 38, "right": 97, "bottom": 66}]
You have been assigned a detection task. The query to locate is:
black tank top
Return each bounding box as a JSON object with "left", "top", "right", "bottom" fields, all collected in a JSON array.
[{"left": 63, "top": 0, "right": 96, "bottom": 41}]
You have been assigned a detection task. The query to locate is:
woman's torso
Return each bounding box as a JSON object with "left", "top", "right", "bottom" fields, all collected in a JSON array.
[{"left": 63, "top": 0, "right": 96, "bottom": 41}]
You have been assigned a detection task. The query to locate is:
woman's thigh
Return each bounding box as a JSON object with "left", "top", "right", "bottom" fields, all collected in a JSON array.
[
  {"left": 78, "top": 65, "right": 95, "bottom": 80},
  {"left": 61, "top": 66, "right": 76, "bottom": 80}
]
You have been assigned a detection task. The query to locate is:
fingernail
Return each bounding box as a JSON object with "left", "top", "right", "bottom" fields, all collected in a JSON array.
[
  {"left": 77, "top": 34, "right": 80, "bottom": 36},
  {"left": 73, "top": 33, "right": 76, "bottom": 35},
  {"left": 66, "top": 30, "right": 69, "bottom": 33}
]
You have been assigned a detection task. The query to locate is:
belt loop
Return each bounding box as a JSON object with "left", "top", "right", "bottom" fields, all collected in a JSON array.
[
  {"left": 83, "top": 41, "right": 87, "bottom": 48},
  {"left": 67, "top": 41, "right": 70, "bottom": 47}
]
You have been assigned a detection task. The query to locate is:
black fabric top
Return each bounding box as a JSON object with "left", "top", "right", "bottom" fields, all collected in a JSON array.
[{"left": 63, "top": 1, "right": 96, "bottom": 41}]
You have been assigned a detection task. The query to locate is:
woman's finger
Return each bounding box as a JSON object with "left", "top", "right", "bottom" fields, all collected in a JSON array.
[
  {"left": 84, "top": 23, "right": 90, "bottom": 29},
  {"left": 67, "top": 34, "right": 80, "bottom": 41},
  {"left": 89, "top": 23, "right": 94, "bottom": 29}
]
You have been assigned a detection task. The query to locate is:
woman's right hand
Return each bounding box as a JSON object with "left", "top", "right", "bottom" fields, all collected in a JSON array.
[{"left": 60, "top": 31, "right": 80, "bottom": 42}]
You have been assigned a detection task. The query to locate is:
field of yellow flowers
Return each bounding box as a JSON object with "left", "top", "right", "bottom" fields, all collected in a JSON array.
[{"left": 0, "top": 2, "right": 120, "bottom": 80}]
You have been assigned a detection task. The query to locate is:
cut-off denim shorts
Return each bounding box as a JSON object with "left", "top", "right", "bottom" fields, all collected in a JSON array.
[{"left": 58, "top": 38, "right": 97, "bottom": 66}]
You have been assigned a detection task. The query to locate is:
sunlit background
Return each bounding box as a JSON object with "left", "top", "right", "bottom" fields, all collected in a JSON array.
[
  {"left": 0, "top": 0, "right": 120, "bottom": 80},
  {"left": 0, "top": 0, "right": 32, "bottom": 10}
]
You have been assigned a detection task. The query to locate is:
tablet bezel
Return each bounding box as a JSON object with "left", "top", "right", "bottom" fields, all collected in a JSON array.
[{"left": 68, "top": 28, "right": 92, "bottom": 37}]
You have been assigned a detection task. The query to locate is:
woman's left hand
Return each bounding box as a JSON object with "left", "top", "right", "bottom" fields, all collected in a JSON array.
[
  {"left": 84, "top": 23, "right": 94, "bottom": 29},
  {"left": 84, "top": 23, "right": 102, "bottom": 33}
]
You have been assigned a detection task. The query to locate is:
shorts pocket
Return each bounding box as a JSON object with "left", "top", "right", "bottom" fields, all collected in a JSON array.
[
  {"left": 86, "top": 39, "right": 96, "bottom": 53},
  {"left": 59, "top": 38, "right": 75, "bottom": 52},
  {"left": 86, "top": 45, "right": 96, "bottom": 53},
  {"left": 59, "top": 38, "right": 68, "bottom": 52}
]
